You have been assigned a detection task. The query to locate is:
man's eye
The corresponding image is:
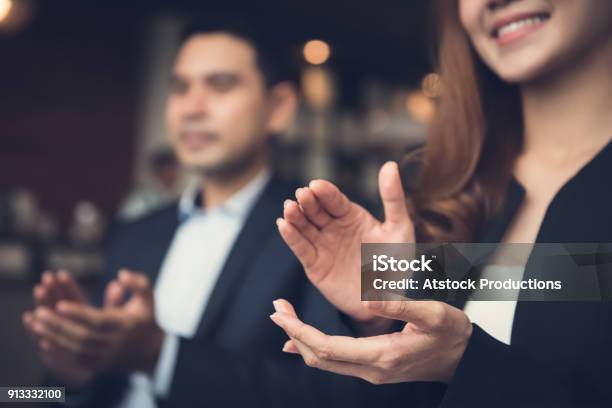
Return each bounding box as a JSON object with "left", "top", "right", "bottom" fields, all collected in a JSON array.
[
  {"left": 170, "top": 80, "right": 188, "bottom": 94},
  {"left": 209, "top": 75, "right": 240, "bottom": 92}
]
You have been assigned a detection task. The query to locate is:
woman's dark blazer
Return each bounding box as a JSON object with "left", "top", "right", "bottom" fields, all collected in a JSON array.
[{"left": 436, "top": 141, "right": 612, "bottom": 407}]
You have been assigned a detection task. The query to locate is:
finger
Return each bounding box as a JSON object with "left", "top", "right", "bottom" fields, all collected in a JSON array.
[
  {"left": 295, "top": 187, "right": 334, "bottom": 228},
  {"left": 270, "top": 311, "right": 382, "bottom": 364},
  {"left": 283, "top": 200, "right": 320, "bottom": 245},
  {"left": 272, "top": 298, "right": 297, "bottom": 316},
  {"left": 104, "top": 280, "right": 125, "bottom": 308},
  {"left": 295, "top": 187, "right": 333, "bottom": 228},
  {"left": 33, "top": 307, "right": 103, "bottom": 354},
  {"left": 284, "top": 334, "right": 377, "bottom": 382},
  {"left": 23, "top": 311, "right": 40, "bottom": 339},
  {"left": 277, "top": 218, "right": 317, "bottom": 269},
  {"left": 365, "top": 300, "right": 446, "bottom": 330},
  {"left": 282, "top": 339, "right": 299, "bottom": 354},
  {"left": 35, "top": 327, "right": 86, "bottom": 356},
  {"left": 378, "top": 161, "right": 412, "bottom": 227},
  {"left": 56, "top": 301, "right": 120, "bottom": 331},
  {"left": 56, "top": 270, "right": 88, "bottom": 303},
  {"left": 33, "top": 284, "right": 53, "bottom": 308},
  {"left": 40, "top": 271, "right": 60, "bottom": 306},
  {"left": 304, "top": 356, "right": 375, "bottom": 383},
  {"left": 273, "top": 299, "right": 302, "bottom": 355},
  {"left": 117, "top": 270, "right": 153, "bottom": 303},
  {"left": 308, "top": 180, "right": 352, "bottom": 218}
]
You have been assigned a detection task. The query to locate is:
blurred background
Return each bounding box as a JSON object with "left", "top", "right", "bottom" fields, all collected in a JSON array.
[{"left": 0, "top": 0, "right": 438, "bottom": 386}]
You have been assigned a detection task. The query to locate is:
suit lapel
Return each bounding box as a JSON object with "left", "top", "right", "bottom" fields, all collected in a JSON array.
[
  {"left": 194, "top": 177, "right": 288, "bottom": 338},
  {"left": 144, "top": 206, "right": 181, "bottom": 285},
  {"left": 448, "top": 179, "right": 525, "bottom": 310}
]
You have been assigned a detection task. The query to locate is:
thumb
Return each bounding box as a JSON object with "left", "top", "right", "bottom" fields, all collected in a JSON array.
[
  {"left": 272, "top": 298, "right": 297, "bottom": 317},
  {"left": 379, "top": 161, "right": 412, "bottom": 227},
  {"left": 365, "top": 300, "right": 445, "bottom": 330},
  {"left": 104, "top": 280, "right": 125, "bottom": 308},
  {"left": 117, "top": 269, "right": 153, "bottom": 304},
  {"left": 56, "top": 270, "right": 88, "bottom": 304}
]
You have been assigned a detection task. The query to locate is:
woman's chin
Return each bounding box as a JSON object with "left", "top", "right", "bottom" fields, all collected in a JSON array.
[{"left": 492, "top": 61, "right": 550, "bottom": 85}]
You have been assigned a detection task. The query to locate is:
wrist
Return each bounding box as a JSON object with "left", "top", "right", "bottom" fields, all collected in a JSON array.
[
  {"left": 143, "top": 326, "right": 165, "bottom": 375},
  {"left": 442, "top": 321, "right": 473, "bottom": 383},
  {"left": 49, "top": 366, "right": 95, "bottom": 391}
]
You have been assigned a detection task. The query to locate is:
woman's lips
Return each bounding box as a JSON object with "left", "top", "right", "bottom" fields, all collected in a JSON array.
[{"left": 491, "top": 12, "right": 550, "bottom": 46}]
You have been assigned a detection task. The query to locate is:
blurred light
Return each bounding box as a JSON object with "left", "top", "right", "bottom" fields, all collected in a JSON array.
[
  {"left": 421, "top": 73, "right": 443, "bottom": 98},
  {"left": 0, "top": 0, "right": 32, "bottom": 32},
  {"left": 0, "top": 0, "right": 12, "bottom": 23},
  {"left": 406, "top": 91, "right": 435, "bottom": 123},
  {"left": 302, "top": 66, "right": 336, "bottom": 111},
  {"left": 303, "top": 40, "right": 331, "bottom": 65},
  {"left": 74, "top": 201, "right": 99, "bottom": 225},
  {"left": 366, "top": 109, "right": 390, "bottom": 134}
]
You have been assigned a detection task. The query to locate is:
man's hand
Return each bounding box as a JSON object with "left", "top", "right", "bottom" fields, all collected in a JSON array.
[
  {"left": 24, "top": 270, "right": 164, "bottom": 378},
  {"left": 23, "top": 270, "right": 108, "bottom": 388},
  {"left": 277, "top": 161, "right": 415, "bottom": 324},
  {"left": 31, "top": 270, "right": 89, "bottom": 308}
]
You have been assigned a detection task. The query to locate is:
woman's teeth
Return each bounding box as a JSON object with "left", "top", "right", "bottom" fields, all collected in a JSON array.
[{"left": 496, "top": 15, "right": 549, "bottom": 37}]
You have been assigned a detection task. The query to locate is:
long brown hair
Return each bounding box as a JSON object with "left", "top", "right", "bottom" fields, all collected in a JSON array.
[{"left": 407, "top": 0, "right": 524, "bottom": 242}]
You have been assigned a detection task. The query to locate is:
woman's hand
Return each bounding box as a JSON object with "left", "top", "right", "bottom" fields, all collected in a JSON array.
[
  {"left": 270, "top": 298, "right": 472, "bottom": 384},
  {"left": 277, "top": 161, "right": 415, "bottom": 322}
]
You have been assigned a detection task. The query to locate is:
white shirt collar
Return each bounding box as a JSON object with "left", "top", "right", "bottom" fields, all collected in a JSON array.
[{"left": 178, "top": 168, "right": 272, "bottom": 221}]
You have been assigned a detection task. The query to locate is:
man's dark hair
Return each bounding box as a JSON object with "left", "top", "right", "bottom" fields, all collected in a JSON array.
[{"left": 180, "top": 16, "right": 299, "bottom": 88}]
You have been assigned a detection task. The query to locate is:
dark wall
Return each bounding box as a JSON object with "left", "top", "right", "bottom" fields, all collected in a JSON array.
[
  {"left": 0, "top": 0, "right": 431, "bottom": 228},
  {"left": 0, "top": 3, "right": 143, "bottom": 227}
]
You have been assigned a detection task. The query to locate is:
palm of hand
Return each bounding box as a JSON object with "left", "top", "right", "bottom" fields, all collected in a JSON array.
[{"left": 279, "top": 162, "right": 415, "bottom": 322}]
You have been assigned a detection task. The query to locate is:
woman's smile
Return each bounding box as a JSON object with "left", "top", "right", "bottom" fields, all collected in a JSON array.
[{"left": 491, "top": 11, "right": 550, "bottom": 46}]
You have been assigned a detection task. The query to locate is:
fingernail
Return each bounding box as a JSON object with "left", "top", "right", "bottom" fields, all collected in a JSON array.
[
  {"left": 272, "top": 300, "right": 281, "bottom": 312},
  {"left": 269, "top": 312, "right": 283, "bottom": 326},
  {"left": 118, "top": 269, "right": 131, "bottom": 281},
  {"left": 275, "top": 218, "right": 283, "bottom": 227},
  {"left": 36, "top": 309, "right": 49, "bottom": 321}
]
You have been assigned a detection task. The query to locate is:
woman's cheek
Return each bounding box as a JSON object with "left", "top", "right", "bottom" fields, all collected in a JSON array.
[{"left": 458, "top": 0, "right": 484, "bottom": 36}]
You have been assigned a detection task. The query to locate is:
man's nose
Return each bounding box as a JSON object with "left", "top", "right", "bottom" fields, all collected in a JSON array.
[{"left": 182, "top": 86, "right": 210, "bottom": 117}]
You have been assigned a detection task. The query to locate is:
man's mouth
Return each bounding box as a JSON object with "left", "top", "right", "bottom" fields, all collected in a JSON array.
[
  {"left": 491, "top": 12, "right": 551, "bottom": 45},
  {"left": 178, "top": 130, "right": 219, "bottom": 151}
]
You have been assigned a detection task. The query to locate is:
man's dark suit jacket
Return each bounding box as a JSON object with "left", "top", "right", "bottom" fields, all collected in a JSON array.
[{"left": 69, "top": 175, "right": 371, "bottom": 408}]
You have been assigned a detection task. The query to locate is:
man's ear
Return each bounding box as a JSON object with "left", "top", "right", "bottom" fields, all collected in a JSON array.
[{"left": 265, "top": 82, "right": 299, "bottom": 134}]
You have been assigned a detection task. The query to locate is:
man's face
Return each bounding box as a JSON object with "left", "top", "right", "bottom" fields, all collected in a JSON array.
[{"left": 165, "top": 33, "right": 273, "bottom": 176}]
